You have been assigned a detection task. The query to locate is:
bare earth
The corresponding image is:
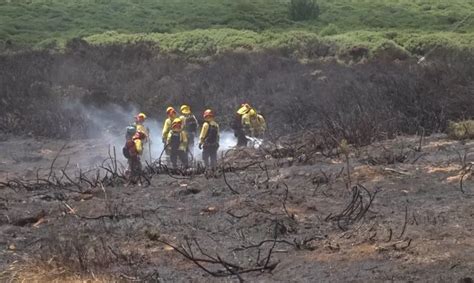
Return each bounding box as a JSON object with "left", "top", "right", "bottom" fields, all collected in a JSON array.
[{"left": 0, "top": 134, "right": 473, "bottom": 282}]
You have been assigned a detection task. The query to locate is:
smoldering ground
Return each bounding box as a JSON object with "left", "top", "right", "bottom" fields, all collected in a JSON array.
[{"left": 57, "top": 100, "right": 237, "bottom": 169}]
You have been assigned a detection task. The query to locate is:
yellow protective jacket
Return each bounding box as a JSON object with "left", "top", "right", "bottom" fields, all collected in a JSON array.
[
  {"left": 199, "top": 120, "right": 220, "bottom": 146},
  {"left": 242, "top": 113, "right": 266, "bottom": 137},
  {"left": 162, "top": 117, "right": 173, "bottom": 142},
  {"left": 133, "top": 137, "right": 143, "bottom": 155},
  {"left": 135, "top": 123, "right": 149, "bottom": 142},
  {"left": 167, "top": 130, "right": 188, "bottom": 151}
]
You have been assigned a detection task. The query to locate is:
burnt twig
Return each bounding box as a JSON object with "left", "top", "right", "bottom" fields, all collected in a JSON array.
[
  {"left": 325, "top": 184, "right": 379, "bottom": 231},
  {"left": 155, "top": 238, "right": 278, "bottom": 279}
]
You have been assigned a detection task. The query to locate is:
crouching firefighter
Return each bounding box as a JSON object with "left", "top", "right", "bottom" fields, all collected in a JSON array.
[
  {"left": 199, "top": 109, "right": 220, "bottom": 169},
  {"left": 123, "top": 125, "right": 144, "bottom": 182},
  {"left": 242, "top": 109, "right": 266, "bottom": 138},
  {"left": 167, "top": 118, "right": 189, "bottom": 168},
  {"left": 232, "top": 103, "right": 251, "bottom": 147}
]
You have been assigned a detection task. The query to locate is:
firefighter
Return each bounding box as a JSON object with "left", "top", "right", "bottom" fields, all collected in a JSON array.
[
  {"left": 123, "top": 125, "right": 143, "bottom": 182},
  {"left": 162, "top": 107, "right": 177, "bottom": 145},
  {"left": 242, "top": 108, "right": 266, "bottom": 138},
  {"left": 199, "top": 109, "right": 219, "bottom": 168},
  {"left": 179, "top": 104, "right": 199, "bottom": 150},
  {"left": 166, "top": 118, "right": 189, "bottom": 168},
  {"left": 134, "top": 112, "right": 149, "bottom": 142},
  {"left": 232, "top": 103, "right": 251, "bottom": 147}
]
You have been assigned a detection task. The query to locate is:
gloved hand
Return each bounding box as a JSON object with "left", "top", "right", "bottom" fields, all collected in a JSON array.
[{"left": 198, "top": 143, "right": 203, "bottom": 149}]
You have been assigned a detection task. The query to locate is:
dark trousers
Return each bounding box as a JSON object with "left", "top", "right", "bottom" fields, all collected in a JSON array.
[
  {"left": 203, "top": 145, "right": 218, "bottom": 168},
  {"left": 234, "top": 129, "right": 248, "bottom": 147},
  {"left": 127, "top": 156, "right": 142, "bottom": 183},
  {"left": 170, "top": 149, "right": 188, "bottom": 168},
  {"left": 128, "top": 156, "right": 141, "bottom": 173}
]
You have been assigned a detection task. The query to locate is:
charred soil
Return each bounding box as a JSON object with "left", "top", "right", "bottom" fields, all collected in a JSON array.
[
  {"left": 0, "top": 134, "right": 473, "bottom": 282},
  {"left": 1, "top": 43, "right": 474, "bottom": 282}
]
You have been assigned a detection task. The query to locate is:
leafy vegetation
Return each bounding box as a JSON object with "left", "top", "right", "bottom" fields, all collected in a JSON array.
[
  {"left": 83, "top": 29, "right": 474, "bottom": 59},
  {"left": 288, "top": 0, "right": 320, "bottom": 21},
  {"left": 0, "top": 0, "right": 473, "bottom": 57}
]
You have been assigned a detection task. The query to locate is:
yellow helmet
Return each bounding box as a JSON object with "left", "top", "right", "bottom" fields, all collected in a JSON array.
[
  {"left": 166, "top": 106, "right": 176, "bottom": 116},
  {"left": 248, "top": 109, "right": 257, "bottom": 117},
  {"left": 172, "top": 117, "right": 182, "bottom": 127},
  {"left": 237, "top": 103, "right": 251, "bottom": 115},
  {"left": 180, "top": 104, "right": 191, "bottom": 115},
  {"left": 135, "top": 112, "right": 147, "bottom": 122}
]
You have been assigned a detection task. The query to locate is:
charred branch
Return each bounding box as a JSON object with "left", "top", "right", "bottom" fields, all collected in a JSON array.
[
  {"left": 325, "top": 184, "right": 378, "bottom": 231},
  {"left": 153, "top": 238, "right": 278, "bottom": 279}
]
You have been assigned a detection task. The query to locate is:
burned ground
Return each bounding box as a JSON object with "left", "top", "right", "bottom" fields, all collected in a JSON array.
[
  {"left": 0, "top": 133, "right": 473, "bottom": 282},
  {"left": 1, "top": 44, "right": 474, "bottom": 281}
]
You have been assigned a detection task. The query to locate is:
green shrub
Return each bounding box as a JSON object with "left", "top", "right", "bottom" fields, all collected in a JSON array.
[
  {"left": 1, "top": 0, "right": 474, "bottom": 48},
  {"left": 372, "top": 40, "right": 410, "bottom": 60},
  {"left": 288, "top": 0, "right": 320, "bottom": 21},
  {"left": 83, "top": 28, "right": 474, "bottom": 60},
  {"left": 234, "top": 1, "right": 254, "bottom": 13},
  {"left": 404, "top": 34, "right": 454, "bottom": 55},
  {"left": 35, "top": 38, "right": 61, "bottom": 50},
  {"left": 420, "top": 4, "right": 432, "bottom": 11},
  {"left": 384, "top": 31, "right": 398, "bottom": 40},
  {"left": 447, "top": 120, "right": 474, "bottom": 140},
  {"left": 320, "top": 24, "right": 340, "bottom": 36}
]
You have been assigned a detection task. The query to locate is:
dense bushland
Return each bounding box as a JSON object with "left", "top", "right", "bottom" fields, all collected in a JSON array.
[
  {"left": 83, "top": 29, "right": 474, "bottom": 60},
  {"left": 1, "top": 41, "right": 473, "bottom": 148},
  {"left": 0, "top": 0, "right": 473, "bottom": 57}
]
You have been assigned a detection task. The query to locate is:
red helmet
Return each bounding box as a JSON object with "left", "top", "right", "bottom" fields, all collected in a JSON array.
[{"left": 203, "top": 109, "right": 214, "bottom": 119}]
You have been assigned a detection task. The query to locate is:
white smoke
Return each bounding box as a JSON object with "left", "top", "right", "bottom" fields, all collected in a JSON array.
[
  {"left": 187, "top": 130, "right": 236, "bottom": 163},
  {"left": 63, "top": 101, "right": 238, "bottom": 167}
]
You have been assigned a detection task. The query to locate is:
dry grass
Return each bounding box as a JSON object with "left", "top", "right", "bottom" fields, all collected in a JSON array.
[{"left": 0, "top": 262, "right": 116, "bottom": 283}]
